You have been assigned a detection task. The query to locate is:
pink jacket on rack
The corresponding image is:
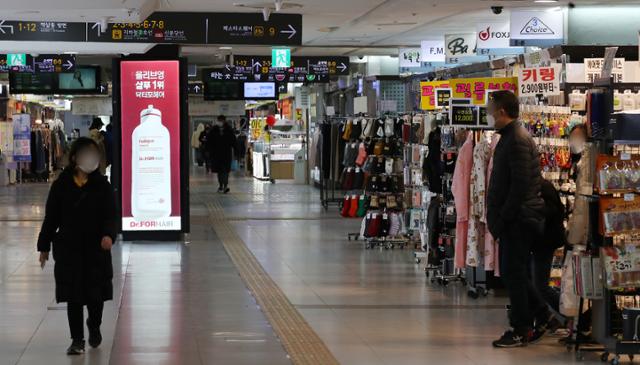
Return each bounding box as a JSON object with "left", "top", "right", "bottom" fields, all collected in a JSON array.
[
  {"left": 484, "top": 133, "right": 501, "bottom": 275},
  {"left": 452, "top": 132, "right": 474, "bottom": 269}
]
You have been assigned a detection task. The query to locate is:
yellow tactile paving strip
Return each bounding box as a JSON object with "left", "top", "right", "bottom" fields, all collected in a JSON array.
[{"left": 206, "top": 200, "right": 340, "bottom": 365}]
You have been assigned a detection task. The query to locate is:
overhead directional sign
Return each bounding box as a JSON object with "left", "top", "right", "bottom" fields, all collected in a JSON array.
[
  {"left": 0, "top": 20, "right": 87, "bottom": 41},
  {"left": 206, "top": 56, "right": 350, "bottom": 83},
  {"left": 1, "top": 54, "right": 76, "bottom": 73},
  {"left": 0, "top": 12, "right": 302, "bottom": 46},
  {"left": 208, "top": 13, "right": 302, "bottom": 45},
  {"left": 188, "top": 82, "right": 204, "bottom": 95},
  {"left": 33, "top": 54, "right": 76, "bottom": 73},
  {"left": 233, "top": 55, "right": 350, "bottom": 76}
]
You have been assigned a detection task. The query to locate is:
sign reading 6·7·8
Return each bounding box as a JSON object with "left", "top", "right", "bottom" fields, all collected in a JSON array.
[{"left": 518, "top": 64, "right": 562, "bottom": 97}]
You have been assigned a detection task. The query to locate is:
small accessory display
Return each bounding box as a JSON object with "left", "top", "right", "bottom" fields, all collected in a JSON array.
[
  {"left": 355, "top": 142, "right": 368, "bottom": 166},
  {"left": 384, "top": 118, "right": 395, "bottom": 137},
  {"left": 597, "top": 155, "right": 640, "bottom": 194},
  {"left": 342, "top": 120, "right": 353, "bottom": 141},
  {"left": 385, "top": 158, "right": 394, "bottom": 175},
  {"left": 373, "top": 141, "right": 385, "bottom": 156},
  {"left": 600, "top": 196, "right": 640, "bottom": 236},
  {"left": 349, "top": 195, "right": 359, "bottom": 217}
]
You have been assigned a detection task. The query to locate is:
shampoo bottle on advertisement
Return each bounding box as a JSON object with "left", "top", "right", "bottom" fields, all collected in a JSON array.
[{"left": 131, "top": 105, "right": 172, "bottom": 219}]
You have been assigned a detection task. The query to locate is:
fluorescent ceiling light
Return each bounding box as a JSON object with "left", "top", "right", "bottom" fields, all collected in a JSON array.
[
  {"left": 219, "top": 46, "right": 233, "bottom": 50},
  {"left": 535, "top": 0, "right": 559, "bottom": 2}
]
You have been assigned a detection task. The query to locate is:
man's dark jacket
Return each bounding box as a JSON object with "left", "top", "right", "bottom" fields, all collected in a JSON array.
[{"left": 487, "top": 121, "right": 545, "bottom": 238}]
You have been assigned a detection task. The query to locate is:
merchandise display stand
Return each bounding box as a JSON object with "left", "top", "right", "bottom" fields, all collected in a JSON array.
[
  {"left": 572, "top": 77, "right": 640, "bottom": 365},
  {"left": 353, "top": 114, "right": 410, "bottom": 250}
]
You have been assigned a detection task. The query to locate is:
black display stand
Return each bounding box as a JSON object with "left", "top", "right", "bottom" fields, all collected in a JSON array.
[{"left": 111, "top": 45, "right": 190, "bottom": 241}]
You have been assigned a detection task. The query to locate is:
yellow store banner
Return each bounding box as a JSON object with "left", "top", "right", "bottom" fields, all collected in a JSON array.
[
  {"left": 450, "top": 77, "right": 518, "bottom": 105},
  {"left": 420, "top": 81, "right": 450, "bottom": 110}
]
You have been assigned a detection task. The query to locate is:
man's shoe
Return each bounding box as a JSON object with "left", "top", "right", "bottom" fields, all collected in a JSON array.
[
  {"left": 492, "top": 330, "right": 529, "bottom": 348},
  {"left": 529, "top": 327, "right": 546, "bottom": 344},
  {"left": 217, "top": 187, "right": 223, "bottom": 193},
  {"left": 87, "top": 320, "right": 102, "bottom": 348},
  {"left": 66, "top": 340, "right": 85, "bottom": 355},
  {"left": 224, "top": 188, "right": 230, "bottom": 194}
]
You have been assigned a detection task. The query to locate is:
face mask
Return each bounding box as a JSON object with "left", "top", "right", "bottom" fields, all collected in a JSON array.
[
  {"left": 570, "top": 140, "right": 585, "bottom": 155},
  {"left": 486, "top": 114, "right": 496, "bottom": 128},
  {"left": 77, "top": 154, "right": 100, "bottom": 174}
]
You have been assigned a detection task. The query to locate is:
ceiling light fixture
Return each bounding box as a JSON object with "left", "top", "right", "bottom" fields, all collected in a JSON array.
[
  {"left": 219, "top": 46, "right": 233, "bottom": 50},
  {"left": 534, "top": 0, "right": 559, "bottom": 3},
  {"left": 262, "top": 7, "right": 271, "bottom": 21}
]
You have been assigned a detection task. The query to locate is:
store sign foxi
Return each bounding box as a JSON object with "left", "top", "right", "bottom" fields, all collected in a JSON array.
[
  {"left": 399, "top": 48, "right": 422, "bottom": 68},
  {"left": 444, "top": 33, "right": 476, "bottom": 64},
  {"left": 510, "top": 10, "right": 564, "bottom": 46},
  {"left": 476, "top": 22, "right": 510, "bottom": 49},
  {"left": 421, "top": 40, "right": 446, "bottom": 63}
]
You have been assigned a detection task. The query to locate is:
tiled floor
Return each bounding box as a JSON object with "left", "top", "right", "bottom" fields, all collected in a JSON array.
[{"left": 0, "top": 172, "right": 614, "bottom": 364}]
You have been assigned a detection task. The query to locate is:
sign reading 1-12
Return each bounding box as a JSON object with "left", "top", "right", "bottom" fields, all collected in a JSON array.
[{"left": 17, "top": 22, "right": 37, "bottom": 32}]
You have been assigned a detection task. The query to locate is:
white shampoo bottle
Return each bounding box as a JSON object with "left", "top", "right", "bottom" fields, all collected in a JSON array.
[{"left": 131, "top": 105, "right": 172, "bottom": 219}]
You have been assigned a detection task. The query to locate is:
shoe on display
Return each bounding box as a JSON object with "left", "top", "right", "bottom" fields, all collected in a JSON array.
[
  {"left": 87, "top": 320, "right": 102, "bottom": 348},
  {"left": 66, "top": 340, "right": 85, "bottom": 355},
  {"left": 492, "top": 330, "right": 529, "bottom": 348}
]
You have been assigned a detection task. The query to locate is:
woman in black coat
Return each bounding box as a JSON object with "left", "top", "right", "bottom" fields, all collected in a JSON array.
[
  {"left": 37, "top": 137, "right": 117, "bottom": 355},
  {"left": 208, "top": 115, "right": 237, "bottom": 193}
]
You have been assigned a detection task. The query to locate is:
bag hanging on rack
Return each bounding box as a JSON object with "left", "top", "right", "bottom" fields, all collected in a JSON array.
[
  {"left": 355, "top": 142, "right": 368, "bottom": 166},
  {"left": 402, "top": 123, "right": 411, "bottom": 143},
  {"left": 341, "top": 195, "right": 351, "bottom": 217},
  {"left": 357, "top": 195, "right": 368, "bottom": 217},
  {"left": 375, "top": 119, "right": 385, "bottom": 138},
  {"left": 349, "top": 195, "right": 359, "bottom": 217},
  {"left": 353, "top": 168, "right": 364, "bottom": 189},
  {"left": 384, "top": 118, "right": 395, "bottom": 137},
  {"left": 362, "top": 118, "right": 373, "bottom": 138},
  {"left": 351, "top": 120, "right": 362, "bottom": 140},
  {"left": 373, "top": 141, "right": 385, "bottom": 156},
  {"left": 342, "top": 120, "right": 353, "bottom": 141},
  {"left": 385, "top": 158, "right": 394, "bottom": 175}
]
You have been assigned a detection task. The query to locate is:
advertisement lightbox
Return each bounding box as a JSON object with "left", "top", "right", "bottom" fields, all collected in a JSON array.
[
  {"left": 120, "top": 60, "right": 182, "bottom": 231},
  {"left": 244, "top": 82, "right": 277, "bottom": 99}
]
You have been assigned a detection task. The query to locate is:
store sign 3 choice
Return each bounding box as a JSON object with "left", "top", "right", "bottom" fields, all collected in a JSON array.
[{"left": 0, "top": 12, "right": 302, "bottom": 45}]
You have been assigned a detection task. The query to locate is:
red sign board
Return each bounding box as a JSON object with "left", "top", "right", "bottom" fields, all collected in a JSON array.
[{"left": 120, "top": 60, "right": 182, "bottom": 231}]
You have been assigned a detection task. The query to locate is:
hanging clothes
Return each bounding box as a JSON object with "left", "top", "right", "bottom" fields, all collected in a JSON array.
[
  {"left": 483, "top": 133, "right": 501, "bottom": 274},
  {"left": 452, "top": 132, "right": 473, "bottom": 269},
  {"left": 466, "top": 132, "right": 493, "bottom": 267}
]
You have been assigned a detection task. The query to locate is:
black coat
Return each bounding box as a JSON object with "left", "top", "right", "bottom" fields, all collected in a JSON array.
[
  {"left": 487, "top": 121, "right": 545, "bottom": 239},
  {"left": 207, "top": 124, "right": 237, "bottom": 173},
  {"left": 538, "top": 179, "right": 567, "bottom": 251},
  {"left": 37, "top": 169, "right": 117, "bottom": 304}
]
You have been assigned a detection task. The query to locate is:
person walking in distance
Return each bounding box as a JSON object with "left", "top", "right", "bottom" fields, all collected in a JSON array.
[
  {"left": 37, "top": 137, "right": 117, "bottom": 355},
  {"left": 208, "top": 115, "right": 237, "bottom": 193},
  {"left": 486, "top": 91, "right": 547, "bottom": 348}
]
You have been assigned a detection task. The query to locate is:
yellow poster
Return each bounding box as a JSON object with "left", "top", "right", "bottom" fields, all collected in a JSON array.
[
  {"left": 420, "top": 81, "right": 450, "bottom": 110},
  {"left": 450, "top": 77, "right": 518, "bottom": 105},
  {"left": 250, "top": 118, "right": 265, "bottom": 141}
]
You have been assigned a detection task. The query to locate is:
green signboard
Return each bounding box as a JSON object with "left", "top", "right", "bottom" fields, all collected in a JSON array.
[
  {"left": 272, "top": 48, "right": 291, "bottom": 68},
  {"left": 7, "top": 53, "right": 26, "bottom": 66}
]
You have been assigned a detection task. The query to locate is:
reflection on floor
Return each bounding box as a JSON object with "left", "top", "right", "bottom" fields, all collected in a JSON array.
[{"left": 0, "top": 173, "right": 608, "bottom": 364}]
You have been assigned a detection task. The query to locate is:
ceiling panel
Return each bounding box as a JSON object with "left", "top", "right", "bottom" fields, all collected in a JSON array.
[{"left": 0, "top": 0, "right": 637, "bottom": 57}]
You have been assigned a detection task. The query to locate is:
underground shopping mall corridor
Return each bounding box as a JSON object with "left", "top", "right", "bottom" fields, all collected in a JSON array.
[{"left": 0, "top": 173, "right": 603, "bottom": 365}]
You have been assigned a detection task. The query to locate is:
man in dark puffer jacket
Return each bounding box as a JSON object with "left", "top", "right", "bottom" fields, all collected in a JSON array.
[{"left": 486, "top": 91, "right": 547, "bottom": 348}]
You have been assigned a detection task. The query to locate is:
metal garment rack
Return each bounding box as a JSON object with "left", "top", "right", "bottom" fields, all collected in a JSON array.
[{"left": 319, "top": 116, "right": 349, "bottom": 208}]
